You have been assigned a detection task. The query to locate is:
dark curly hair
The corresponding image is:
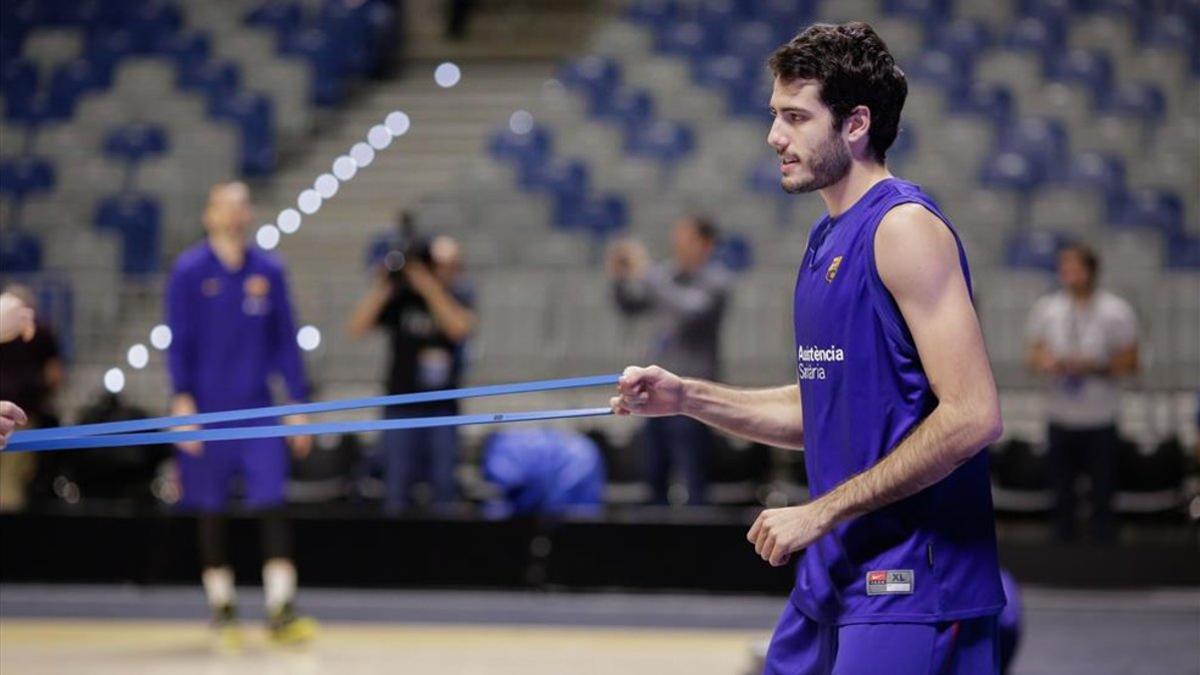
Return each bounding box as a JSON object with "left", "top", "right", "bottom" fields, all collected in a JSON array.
[{"left": 768, "top": 22, "right": 907, "bottom": 163}]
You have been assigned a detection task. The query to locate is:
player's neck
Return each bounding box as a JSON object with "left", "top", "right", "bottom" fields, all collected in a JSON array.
[
  {"left": 208, "top": 235, "right": 246, "bottom": 271},
  {"left": 819, "top": 161, "right": 893, "bottom": 218}
]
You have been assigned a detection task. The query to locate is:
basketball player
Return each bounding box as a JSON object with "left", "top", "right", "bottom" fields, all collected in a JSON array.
[{"left": 613, "top": 23, "right": 1005, "bottom": 674}]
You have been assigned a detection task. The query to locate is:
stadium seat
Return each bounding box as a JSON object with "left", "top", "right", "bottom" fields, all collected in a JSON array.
[
  {"left": 93, "top": 192, "right": 161, "bottom": 275},
  {"left": 1003, "top": 229, "right": 1069, "bottom": 270}
]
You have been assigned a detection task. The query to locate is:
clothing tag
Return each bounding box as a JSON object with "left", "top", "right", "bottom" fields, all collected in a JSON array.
[{"left": 867, "top": 569, "right": 914, "bottom": 595}]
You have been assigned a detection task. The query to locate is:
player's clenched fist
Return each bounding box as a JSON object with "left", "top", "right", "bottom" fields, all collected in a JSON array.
[
  {"left": 747, "top": 503, "right": 833, "bottom": 567},
  {"left": 610, "top": 365, "right": 686, "bottom": 417}
]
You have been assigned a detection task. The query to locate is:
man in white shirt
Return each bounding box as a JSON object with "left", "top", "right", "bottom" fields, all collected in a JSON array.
[{"left": 1026, "top": 243, "right": 1139, "bottom": 542}]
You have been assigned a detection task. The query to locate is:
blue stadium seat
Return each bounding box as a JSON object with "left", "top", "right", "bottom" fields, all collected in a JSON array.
[
  {"left": 1110, "top": 188, "right": 1184, "bottom": 234},
  {"left": 1099, "top": 82, "right": 1166, "bottom": 124},
  {"left": 156, "top": 30, "right": 211, "bottom": 70},
  {"left": 997, "top": 117, "right": 1068, "bottom": 177},
  {"left": 930, "top": 18, "right": 993, "bottom": 61},
  {"left": 85, "top": 28, "right": 138, "bottom": 75},
  {"left": 749, "top": 0, "right": 816, "bottom": 29},
  {"left": 103, "top": 123, "right": 169, "bottom": 166},
  {"left": 280, "top": 28, "right": 345, "bottom": 106},
  {"left": 0, "top": 229, "right": 43, "bottom": 273},
  {"left": 715, "top": 233, "right": 753, "bottom": 272},
  {"left": 1138, "top": 13, "right": 1198, "bottom": 51},
  {"left": 692, "top": 54, "right": 754, "bottom": 92},
  {"left": 1060, "top": 151, "right": 1126, "bottom": 193},
  {"left": 560, "top": 56, "right": 621, "bottom": 112},
  {"left": 209, "top": 92, "right": 276, "bottom": 176},
  {"left": 46, "top": 59, "right": 104, "bottom": 119},
  {"left": 905, "top": 49, "right": 971, "bottom": 93},
  {"left": 178, "top": 59, "right": 241, "bottom": 101},
  {"left": 655, "top": 21, "right": 723, "bottom": 62},
  {"left": 947, "top": 82, "right": 1014, "bottom": 126},
  {"left": 1, "top": 59, "right": 37, "bottom": 102},
  {"left": 980, "top": 150, "right": 1045, "bottom": 193},
  {"left": 1165, "top": 233, "right": 1200, "bottom": 268},
  {"left": 126, "top": 1, "right": 183, "bottom": 53},
  {"left": 524, "top": 157, "right": 588, "bottom": 206},
  {"left": 625, "top": 0, "right": 678, "bottom": 29},
  {"left": 883, "top": 0, "right": 953, "bottom": 22},
  {"left": 93, "top": 193, "right": 161, "bottom": 275},
  {"left": 578, "top": 193, "right": 628, "bottom": 238},
  {"left": 1044, "top": 48, "right": 1113, "bottom": 96},
  {"left": 1004, "top": 229, "right": 1070, "bottom": 270},
  {"left": 593, "top": 87, "right": 654, "bottom": 130},
  {"left": 245, "top": 0, "right": 304, "bottom": 37},
  {"left": 1005, "top": 15, "right": 1066, "bottom": 55},
  {"left": 624, "top": 119, "right": 695, "bottom": 166},
  {"left": 726, "top": 20, "right": 778, "bottom": 65},
  {"left": 0, "top": 156, "right": 55, "bottom": 201},
  {"left": 725, "top": 75, "right": 772, "bottom": 118},
  {"left": 488, "top": 124, "right": 552, "bottom": 171}
]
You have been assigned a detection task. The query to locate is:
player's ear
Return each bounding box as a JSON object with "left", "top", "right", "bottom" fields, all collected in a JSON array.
[{"left": 843, "top": 105, "right": 872, "bottom": 152}]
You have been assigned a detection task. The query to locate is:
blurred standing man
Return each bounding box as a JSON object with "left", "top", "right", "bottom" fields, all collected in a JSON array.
[
  {"left": 0, "top": 290, "right": 37, "bottom": 451},
  {"left": 346, "top": 228, "right": 475, "bottom": 513},
  {"left": 1027, "top": 243, "right": 1138, "bottom": 543},
  {"left": 0, "top": 285, "right": 64, "bottom": 510},
  {"left": 607, "top": 216, "right": 730, "bottom": 505},
  {"left": 613, "top": 23, "right": 1006, "bottom": 674},
  {"left": 166, "top": 182, "right": 316, "bottom": 648}
]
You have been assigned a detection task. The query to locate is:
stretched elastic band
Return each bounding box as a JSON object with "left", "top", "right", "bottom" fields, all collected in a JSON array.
[
  {"left": 14, "top": 373, "right": 620, "bottom": 442},
  {"left": 5, "top": 407, "right": 614, "bottom": 453}
]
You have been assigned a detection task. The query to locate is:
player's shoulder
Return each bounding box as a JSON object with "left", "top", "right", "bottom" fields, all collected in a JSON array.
[
  {"left": 171, "top": 242, "right": 211, "bottom": 275},
  {"left": 247, "top": 247, "right": 288, "bottom": 276}
]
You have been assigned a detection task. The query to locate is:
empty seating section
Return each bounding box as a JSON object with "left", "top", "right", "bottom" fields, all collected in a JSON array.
[{"left": 475, "top": 0, "right": 1198, "bottom": 388}]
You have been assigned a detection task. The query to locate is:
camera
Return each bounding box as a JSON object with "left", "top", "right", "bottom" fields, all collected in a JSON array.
[{"left": 384, "top": 210, "right": 434, "bottom": 282}]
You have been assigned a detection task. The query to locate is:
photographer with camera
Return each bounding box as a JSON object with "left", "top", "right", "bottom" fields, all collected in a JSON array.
[{"left": 346, "top": 213, "right": 476, "bottom": 514}]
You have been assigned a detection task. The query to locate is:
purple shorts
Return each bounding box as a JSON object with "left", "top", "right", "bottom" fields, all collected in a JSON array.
[
  {"left": 176, "top": 437, "right": 288, "bottom": 512},
  {"left": 764, "top": 601, "right": 999, "bottom": 675}
]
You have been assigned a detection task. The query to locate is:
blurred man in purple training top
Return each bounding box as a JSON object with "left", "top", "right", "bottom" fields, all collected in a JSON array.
[
  {"left": 166, "top": 181, "right": 316, "bottom": 649},
  {"left": 613, "top": 23, "right": 1005, "bottom": 674}
]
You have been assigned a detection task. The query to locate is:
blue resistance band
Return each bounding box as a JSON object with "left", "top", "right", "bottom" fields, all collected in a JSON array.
[{"left": 4, "top": 374, "right": 620, "bottom": 453}]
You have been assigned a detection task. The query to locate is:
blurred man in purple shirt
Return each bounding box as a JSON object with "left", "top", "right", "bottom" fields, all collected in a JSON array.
[{"left": 166, "top": 182, "right": 315, "bottom": 648}]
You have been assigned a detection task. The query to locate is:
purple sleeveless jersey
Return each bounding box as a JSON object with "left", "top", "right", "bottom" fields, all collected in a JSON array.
[{"left": 790, "top": 178, "right": 1005, "bottom": 625}]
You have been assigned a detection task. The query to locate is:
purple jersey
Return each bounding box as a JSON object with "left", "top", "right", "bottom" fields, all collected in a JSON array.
[
  {"left": 790, "top": 178, "right": 1004, "bottom": 625},
  {"left": 166, "top": 241, "right": 309, "bottom": 413}
]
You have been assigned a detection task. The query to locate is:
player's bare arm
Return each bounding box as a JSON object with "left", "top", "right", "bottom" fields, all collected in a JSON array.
[
  {"left": 611, "top": 365, "right": 804, "bottom": 450},
  {"left": 749, "top": 204, "right": 1003, "bottom": 566}
]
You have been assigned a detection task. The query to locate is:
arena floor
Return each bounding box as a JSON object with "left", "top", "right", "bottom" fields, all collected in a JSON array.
[{"left": 1, "top": 585, "right": 1197, "bottom": 674}]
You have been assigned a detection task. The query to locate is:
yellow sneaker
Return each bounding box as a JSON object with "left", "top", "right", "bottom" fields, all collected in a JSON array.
[
  {"left": 212, "top": 604, "right": 244, "bottom": 653},
  {"left": 267, "top": 603, "right": 318, "bottom": 645}
]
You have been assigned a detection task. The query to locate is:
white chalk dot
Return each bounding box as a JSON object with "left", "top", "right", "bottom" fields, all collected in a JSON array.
[{"left": 368, "top": 124, "right": 392, "bottom": 150}]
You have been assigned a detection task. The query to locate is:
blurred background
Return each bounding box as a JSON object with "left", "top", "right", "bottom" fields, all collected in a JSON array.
[{"left": 0, "top": 0, "right": 1197, "bottom": 673}]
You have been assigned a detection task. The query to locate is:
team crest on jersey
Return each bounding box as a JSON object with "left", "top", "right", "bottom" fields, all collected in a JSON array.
[
  {"left": 244, "top": 274, "right": 271, "bottom": 297},
  {"left": 825, "top": 256, "right": 843, "bottom": 283},
  {"left": 201, "top": 277, "right": 222, "bottom": 297}
]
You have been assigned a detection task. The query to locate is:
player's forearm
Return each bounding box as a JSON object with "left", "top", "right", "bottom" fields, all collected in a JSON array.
[
  {"left": 813, "top": 399, "right": 1002, "bottom": 527},
  {"left": 681, "top": 380, "right": 804, "bottom": 449}
]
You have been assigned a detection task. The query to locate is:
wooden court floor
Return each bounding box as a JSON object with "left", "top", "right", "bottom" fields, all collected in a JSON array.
[{"left": 0, "top": 619, "right": 765, "bottom": 675}]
